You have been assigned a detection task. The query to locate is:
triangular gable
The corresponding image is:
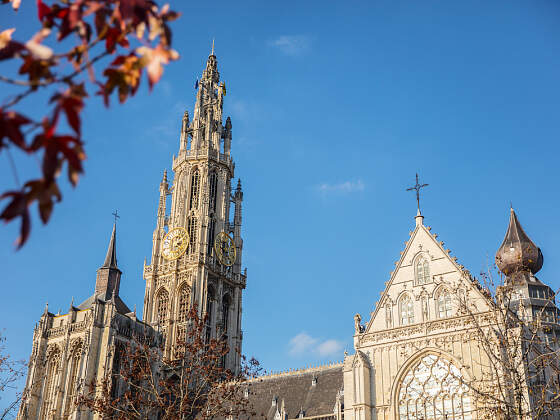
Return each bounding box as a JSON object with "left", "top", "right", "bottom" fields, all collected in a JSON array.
[{"left": 363, "top": 214, "right": 491, "bottom": 335}]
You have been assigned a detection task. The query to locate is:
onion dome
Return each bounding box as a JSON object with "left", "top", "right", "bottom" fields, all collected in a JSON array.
[{"left": 495, "top": 208, "right": 543, "bottom": 276}]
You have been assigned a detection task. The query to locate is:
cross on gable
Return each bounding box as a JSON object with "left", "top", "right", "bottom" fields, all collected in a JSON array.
[{"left": 406, "top": 173, "right": 429, "bottom": 212}]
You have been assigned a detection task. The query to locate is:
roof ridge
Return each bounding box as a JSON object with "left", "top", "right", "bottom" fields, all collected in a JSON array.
[{"left": 249, "top": 361, "right": 344, "bottom": 381}]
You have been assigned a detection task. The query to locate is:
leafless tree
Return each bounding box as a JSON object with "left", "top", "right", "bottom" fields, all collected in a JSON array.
[
  {"left": 79, "top": 306, "right": 261, "bottom": 420},
  {"left": 444, "top": 266, "right": 560, "bottom": 419},
  {"left": 0, "top": 332, "right": 26, "bottom": 420}
]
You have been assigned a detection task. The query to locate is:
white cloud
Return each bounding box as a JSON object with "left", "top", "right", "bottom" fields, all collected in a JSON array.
[
  {"left": 268, "top": 35, "right": 311, "bottom": 56},
  {"left": 288, "top": 332, "right": 317, "bottom": 355},
  {"left": 317, "top": 339, "right": 344, "bottom": 356},
  {"left": 288, "top": 332, "right": 344, "bottom": 358},
  {"left": 317, "top": 179, "right": 365, "bottom": 194}
]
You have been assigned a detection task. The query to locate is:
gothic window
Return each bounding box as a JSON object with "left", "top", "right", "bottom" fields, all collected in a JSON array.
[
  {"left": 189, "top": 169, "right": 200, "bottom": 210},
  {"left": 437, "top": 289, "right": 453, "bottom": 318},
  {"left": 222, "top": 294, "right": 231, "bottom": 334},
  {"left": 416, "top": 257, "right": 431, "bottom": 285},
  {"left": 40, "top": 347, "right": 61, "bottom": 418},
  {"left": 386, "top": 304, "right": 393, "bottom": 328},
  {"left": 400, "top": 295, "right": 414, "bottom": 326},
  {"left": 63, "top": 342, "right": 82, "bottom": 418},
  {"left": 156, "top": 289, "right": 169, "bottom": 324},
  {"left": 175, "top": 325, "right": 186, "bottom": 357},
  {"left": 209, "top": 172, "right": 218, "bottom": 213},
  {"left": 207, "top": 218, "right": 216, "bottom": 256},
  {"left": 398, "top": 354, "right": 472, "bottom": 420},
  {"left": 177, "top": 285, "right": 190, "bottom": 323},
  {"left": 206, "top": 287, "right": 215, "bottom": 326},
  {"left": 111, "top": 342, "right": 125, "bottom": 399},
  {"left": 188, "top": 216, "right": 198, "bottom": 253}
]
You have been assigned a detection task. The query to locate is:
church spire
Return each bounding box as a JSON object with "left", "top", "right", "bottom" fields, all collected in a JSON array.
[
  {"left": 101, "top": 223, "right": 118, "bottom": 269},
  {"left": 95, "top": 223, "right": 122, "bottom": 300}
]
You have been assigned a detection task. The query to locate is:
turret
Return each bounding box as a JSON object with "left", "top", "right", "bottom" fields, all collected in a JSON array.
[{"left": 495, "top": 208, "right": 543, "bottom": 285}]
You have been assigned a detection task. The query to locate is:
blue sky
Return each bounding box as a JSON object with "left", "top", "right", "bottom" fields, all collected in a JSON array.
[{"left": 2, "top": 0, "right": 560, "bottom": 406}]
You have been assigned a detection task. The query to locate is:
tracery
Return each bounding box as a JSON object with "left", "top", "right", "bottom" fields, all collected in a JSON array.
[
  {"left": 400, "top": 295, "right": 414, "bottom": 325},
  {"left": 437, "top": 289, "right": 453, "bottom": 318},
  {"left": 416, "top": 257, "right": 431, "bottom": 285},
  {"left": 398, "top": 354, "right": 472, "bottom": 420}
]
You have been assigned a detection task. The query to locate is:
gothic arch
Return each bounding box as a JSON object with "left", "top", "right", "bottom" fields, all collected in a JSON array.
[
  {"left": 176, "top": 283, "right": 191, "bottom": 323},
  {"left": 398, "top": 293, "right": 415, "bottom": 326},
  {"left": 391, "top": 348, "right": 472, "bottom": 420},
  {"left": 413, "top": 252, "right": 431, "bottom": 285},
  {"left": 432, "top": 285, "right": 453, "bottom": 319},
  {"left": 155, "top": 287, "right": 170, "bottom": 324}
]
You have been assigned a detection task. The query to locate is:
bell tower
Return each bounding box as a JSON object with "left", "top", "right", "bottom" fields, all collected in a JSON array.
[{"left": 143, "top": 50, "right": 245, "bottom": 372}]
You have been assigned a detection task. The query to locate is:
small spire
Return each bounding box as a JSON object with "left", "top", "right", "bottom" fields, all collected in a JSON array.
[
  {"left": 211, "top": 38, "right": 215, "bottom": 56},
  {"left": 236, "top": 178, "right": 242, "bottom": 192},
  {"left": 44, "top": 301, "right": 49, "bottom": 315},
  {"left": 162, "top": 169, "right": 167, "bottom": 183},
  {"left": 102, "top": 223, "right": 118, "bottom": 269}
]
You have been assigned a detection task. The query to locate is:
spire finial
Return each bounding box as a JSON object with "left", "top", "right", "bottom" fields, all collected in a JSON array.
[
  {"left": 101, "top": 222, "right": 118, "bottom": 269},
  {"left": 112, "top": 210, "right": 120, "bottom": 225},
  {"left": 211, "top": 38, "right": 215, "bottom": 56},
  {"left": 406, "top": 173, "right": 429, "bottom": 214}
]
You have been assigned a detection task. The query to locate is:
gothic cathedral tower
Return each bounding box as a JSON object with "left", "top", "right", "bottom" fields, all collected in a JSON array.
[{"left": 142, "top": 51, "right": 245, "bottom": 373}]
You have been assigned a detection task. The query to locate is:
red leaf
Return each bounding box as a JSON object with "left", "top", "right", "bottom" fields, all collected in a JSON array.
[
  {"left": 49, "top": 84, "right": 87, "bottom": 136},
  {"left": 0, "top": 109, "right": 32, "bottom": 150},
  {"left": 0, "top": 190, "right": 31, "bottom": 249},
  {"left": 37, "top": 0, "right": 51, "bottom": 21}
]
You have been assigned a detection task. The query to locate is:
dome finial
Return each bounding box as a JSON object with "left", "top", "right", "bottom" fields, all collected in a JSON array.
[{"left": 495, "top": 208, "right": 543, "bottom": 277}]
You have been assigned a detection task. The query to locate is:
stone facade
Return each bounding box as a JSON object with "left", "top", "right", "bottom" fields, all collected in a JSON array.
[{"left": 17, "top": 227, "right": 159, "bottom": 420}]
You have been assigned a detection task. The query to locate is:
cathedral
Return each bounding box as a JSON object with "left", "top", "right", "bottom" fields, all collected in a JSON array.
[{"left": 16, "top": 52, "right": 560, "bottom": 420}]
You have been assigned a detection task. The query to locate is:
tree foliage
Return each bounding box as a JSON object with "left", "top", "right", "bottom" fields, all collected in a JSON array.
[
  {"left": 79, "top": 306, "right": 262, "bottom": 420},
  {"left": 0, "top": 0, "right": 180, "bottom": 248}
]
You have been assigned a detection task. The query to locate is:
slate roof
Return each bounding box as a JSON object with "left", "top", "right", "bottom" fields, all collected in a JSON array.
[
  {"left": 77, "top": 294, "right": 132, "bottom": 315},
  {"left": 245, "top": 364, "right": 343, "bottom": 419}
]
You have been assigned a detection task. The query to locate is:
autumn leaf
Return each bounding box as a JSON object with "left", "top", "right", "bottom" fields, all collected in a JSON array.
[
  {"left": 0, "top": 28, "right": 25, "bottom": 61},
  {"left": 0, "top": 109, "right": 32, "bottom": 150},
  {"left": 0, "top": 190, "right": 31, "bottom": 249},
  {"left": 136, "top": 44, "right": 178, "bottom": 89}
]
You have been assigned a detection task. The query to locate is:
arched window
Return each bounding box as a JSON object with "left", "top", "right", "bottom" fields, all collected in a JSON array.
[
  {"left": 416, "top": 257, "right": 430, "bottom": 285},
  {"left": 398, "top": 354, "right": 472, "bottom": 420},
  {"left": 209, "top": 172, "right": 218, "bottom": 213},
  {"left": 189, "top": 169, "right": 200, "bottom": 210},
  {"left": 437, "top": 289, "right": 453, "bottom": 318},
  {"left": 156, "top": 289, "right": 169, "bottom": 324},
  {"left": 40, "top": 348, "right": 60, "bottom": 418},
  {"left": 205, "top": 287, "right": 215, "bottom": 343},
  {"left": 63, "top": 342, "right": 81, "bottom": 417},
  {"left": 188, "top": 216, "right": 198, "bottom": 253},
  {"left": 400, "top": 295, "right": 414, "bottom": 326},
  {"left": 222, "top": 294, "right": 231, "bottom": 333},
  {"left": 177, "top": 285, "right": 190, "bottom": 323},
  {"left": 207, "top": 218, "right": 216, "bottom": 256}
]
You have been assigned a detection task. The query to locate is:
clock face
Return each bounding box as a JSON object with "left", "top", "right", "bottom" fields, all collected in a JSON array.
[
  {"left": 214, "top": 232, "right": 236, "bottom": 266},
  {"left": 161, "top": 227, "right": 189, "bottom": 260}
]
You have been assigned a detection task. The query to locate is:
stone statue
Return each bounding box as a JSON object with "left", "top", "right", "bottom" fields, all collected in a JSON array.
[{"left": 354, "top": 313, "right": 362, "bottom": 334}]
